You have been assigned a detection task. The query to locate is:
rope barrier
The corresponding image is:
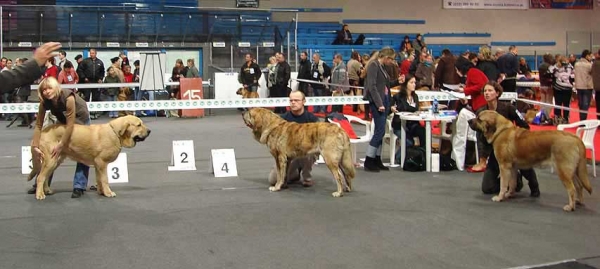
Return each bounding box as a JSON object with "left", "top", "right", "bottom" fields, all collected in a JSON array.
[
  {"left": 0, "top": 79, "right": 539, "bottom": 114},
  {"left": 515, "top": 97, "right": 600, "bottom": 117}
]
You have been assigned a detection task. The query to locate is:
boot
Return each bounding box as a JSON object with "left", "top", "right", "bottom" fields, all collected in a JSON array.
[
  {"left": 375, "top": 156, "right": 389, "bottom": 171},
  {"left": 529, "top": 182, "right": 540, "bottom": 198},
  {"left": 363, "top": 156, "right": 380, "bottom": 172},
  {"left": 516, "top": 173, "right": 523, "bottom": 192}
]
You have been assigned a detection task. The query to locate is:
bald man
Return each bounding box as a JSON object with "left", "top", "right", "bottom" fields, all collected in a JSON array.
[{"left": 268, "top": 91, "right": 320, "bottom": 188}]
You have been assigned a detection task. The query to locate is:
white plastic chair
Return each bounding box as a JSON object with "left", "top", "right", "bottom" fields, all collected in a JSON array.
[
  {"left": 326, "top": 115, "right": 373, "bottom": 166},
  {"left": 554, "top": 120, "right": 600, "bottom": 177}
]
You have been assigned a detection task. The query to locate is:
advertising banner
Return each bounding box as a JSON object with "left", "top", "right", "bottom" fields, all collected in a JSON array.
[
  {"left": 443, "top": 0, "right": 528, "bottom": 9},
  {"left": 530, "top": 0, "right": 593, "bottom": 9}
]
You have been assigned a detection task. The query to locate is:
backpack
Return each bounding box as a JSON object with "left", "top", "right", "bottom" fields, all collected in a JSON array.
[
  {"left": 403, "top": 146, "right": 426, "bottom": 172},
  {"left": 326, "top": 113, "right": 359, "bottom": 139},
  {"left": 439, "top": 153, "right": 457, "bottom": 171}
]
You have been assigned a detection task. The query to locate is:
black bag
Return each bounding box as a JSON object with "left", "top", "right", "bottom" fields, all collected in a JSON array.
[
  {"left": 403, "top": 146, "right": 426, "bottom": 172},
  {"left": 440, "top": 154, "right": 457, "bottom": 171}
]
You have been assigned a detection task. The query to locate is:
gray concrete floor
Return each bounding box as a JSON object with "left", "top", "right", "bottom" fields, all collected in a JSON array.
[{"left": 0, "top": 110, "right": 598, "bottom": 269}]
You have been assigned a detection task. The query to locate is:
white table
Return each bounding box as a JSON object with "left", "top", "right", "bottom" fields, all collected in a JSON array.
[{"left": 398, "top": 111, "right": 457, "bottom": 172}]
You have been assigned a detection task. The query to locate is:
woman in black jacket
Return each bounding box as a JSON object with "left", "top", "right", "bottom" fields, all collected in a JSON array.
[
  {"left": 391, "top": 75, "right": 425, "bottom": 149},
  {"left": 476, "top": 81, "right": 540, "bottom": 197}
]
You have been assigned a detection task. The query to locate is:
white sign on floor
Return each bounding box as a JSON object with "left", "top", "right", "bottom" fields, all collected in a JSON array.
[
  {"left": 108, "top": 153, "right": 129, "bottom": 184},
  {"left": 168, "top": 140, "right": 197, "bottom": 171},
  {"left": 21, "top": 146, "right": 33, "bottom": 175},
  {"left": 210, "top": 149, "right": 238, "bottom": 177}
]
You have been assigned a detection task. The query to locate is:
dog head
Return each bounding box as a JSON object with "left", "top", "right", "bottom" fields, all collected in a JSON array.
[
  {"left": 468, "top": 110, "right": 513, "bottom": 144},
  {"left": 242, "top": 108, "right": 283, "bottom": 144},
  {"left": 110, "top": 115, "right": 151, "bottom": 148}
]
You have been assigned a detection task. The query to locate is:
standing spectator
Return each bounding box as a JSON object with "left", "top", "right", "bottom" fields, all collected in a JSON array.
[
  {"left": 273, "top": 52, "right": 291, "bottom": 114},
  {"left": 347, "top": 51, "right": 362, "bottom": 112},
  {"left": 330, "top": 54, "right": 349, "bottom": 113},
  {"left": 77, "top": 48, "right": 105, "bottom": 119},
  {"left": 497, "top": 45, "right": 519, "bottom": 92},
  {"left": 538, "top": 54, "right": 555, "bottom": 120},
  {"left": 57, "top": 61, "right": 79, "bottom": 85},
  {"left": 574, "top": 49, "right": 594, "bottom": 121},
  {"left": 170, "top": 59, "right": 187, "bottom": 98},
  {"left": 362, "top": 47, "right": 399, "bottom": 172},
  {"left": 104, "top": 67, "right": 120, "bottom": 118},
  {"left": 185, "top": 59, "right": 199, "bottom": 78},
  {"left": 549, "top": 55, "right": 575, "bottom": 124},
  {"left": 477, "top": 45, "right": 499, "bottom": 82},
  {"left": 57, "top": 50, "right": 67, "bottom": 71},
  {"left": 593, "top": 49, "right": 600, "bottom": 120},
  {"left": 296, "top": 51, "right": 312, "bottom": 96},
  {"left": 309, "top": 53, "right": 331, "bottom": 114},
  {"left": 238, "top": 53, "right": 262, "bottom": 99}
]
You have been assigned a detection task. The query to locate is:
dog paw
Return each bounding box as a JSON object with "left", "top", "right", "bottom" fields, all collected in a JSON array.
[
  {"left": 103, "top": 191, "right": 116, "bottom": 198},
  {"left": 44, "top": 189, "right": 53, "bottom": 195},
  {"left": 492, "top": 195, "right": 503, "bottom": 202},
  {"left": 563, "top": 204, "right": 575, "bottom": 212},
  {"left": 332, "top": 191, "right": 343, "bottom": 198},
  {"left": 344, "top": 186, "right": 352, "bottom": 192},
  {"left": 36, "top": 193, "right": 46, "bottom": 200},
  {"left": 268, "top": 186, "right": 280, "bottom": 192}
]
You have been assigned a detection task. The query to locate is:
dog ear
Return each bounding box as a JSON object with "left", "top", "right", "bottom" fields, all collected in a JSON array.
[{"left": 485, "top": 114, "right": 513, "bottom": 144}]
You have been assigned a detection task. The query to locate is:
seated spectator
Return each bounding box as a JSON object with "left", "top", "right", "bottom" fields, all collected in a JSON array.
[
  {"left": 415, "top": 54, "right": 434, "bottom": 90},
  {"left": 333, "top": 24, "right": 353, "bottom": 45},
  {"left": 390, "top": 75, "right": 426, "bottom": 153},
  {"left": 518, "top": 57, "right": 531, "bottom": 75}
]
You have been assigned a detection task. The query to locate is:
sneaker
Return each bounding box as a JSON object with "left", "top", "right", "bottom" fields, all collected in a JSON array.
[
  {"left": 27, "top": 187, "right": 36, "bottom": 194},
  {"left": 71, "top": 188, "right": 85, "bottom": 198}
]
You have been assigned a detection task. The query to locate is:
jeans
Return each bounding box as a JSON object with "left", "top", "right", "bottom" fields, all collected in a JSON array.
[
  {"left": 32, "top": 118, "right": 91, "bottom": 191},
  {"left": 553, "top": 89, "right": 572, "bottom": 120},
  {"left": 368, "top": 95, "right": 390, "bottom": 152},
  {"left": 577, "top": 90, "right": 592, "bottom": 121},
  {"left": 107, "top": 95, "right": 118, "bottom": 117},
  {"left": 313, "top": 87, "right": 327, "bottom": 113}
]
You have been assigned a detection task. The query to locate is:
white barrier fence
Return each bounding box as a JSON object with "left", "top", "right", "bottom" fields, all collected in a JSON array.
[{"left": 0, "top": 74, "right": 532, "bottom": 114}]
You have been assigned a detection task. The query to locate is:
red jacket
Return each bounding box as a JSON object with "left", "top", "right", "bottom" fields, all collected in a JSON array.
[{"left": 464, "top": 68, "right": 488, "bottom": 112}]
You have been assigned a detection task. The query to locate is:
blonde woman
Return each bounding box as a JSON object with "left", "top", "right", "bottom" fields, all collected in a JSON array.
[
  {"left": 267, "top": 56, "right": 278, "bottom": 97},
  {"left": 30, "top": 77, "right": 91, "bottom": 198},
  {"left": 363, "top": 47, "right": 399, "bottom": 172}
]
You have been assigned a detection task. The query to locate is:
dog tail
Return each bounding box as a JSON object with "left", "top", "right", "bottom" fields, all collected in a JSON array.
[
  {"left": 339, "top": 141, "right": 355, "bottom": 184},
  {"left": 27, "top": 150, "right": 41, "bottom": 182},
  {"left": 577, "top": 144, "right": 592, "bottom": 195}
]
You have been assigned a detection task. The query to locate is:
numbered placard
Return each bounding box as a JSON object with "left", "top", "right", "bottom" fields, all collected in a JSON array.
[
  {"left": 210, "top": 149, "right": 238, "bottom": 177},
  {"left": 22, "top": 146, "right": 33, "bottom": 175},
  {"left": 107, "top": 153, "right": 129, "bottom": 183},
  {"left": 168, "top": 140, "right": 197, "bottom": 171}
]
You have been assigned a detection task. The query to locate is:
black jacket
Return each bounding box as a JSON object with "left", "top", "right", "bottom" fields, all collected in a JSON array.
[
  {"left": 275, "top": 61, "right": 291, "bottom": 87},
  {"left": 391, "top": 91, "right": 420, "bottom": 130},
  {"left": 0, "top": 59, "right": 43, "bottom": 94},
  {"left": 77, "top": 57, "right": 105, "bottom": 83},
  {"left": 476, "top": 102, "right": 529, "bottom": 129},
  {"left": 239, "top": 62, "right": 262, "bottom": 86},
  {"left": 297, "top": 59, "right": 312, "bottom": 80}
]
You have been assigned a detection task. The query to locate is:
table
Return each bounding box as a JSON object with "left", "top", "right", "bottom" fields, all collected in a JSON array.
[{"left": 398, "top": 111, "right": 457, "bottom": 172}]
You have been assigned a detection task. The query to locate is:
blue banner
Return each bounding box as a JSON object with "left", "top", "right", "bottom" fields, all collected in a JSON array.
[{"left": 530, "top": 0, "right": 593, "bottom": 9}]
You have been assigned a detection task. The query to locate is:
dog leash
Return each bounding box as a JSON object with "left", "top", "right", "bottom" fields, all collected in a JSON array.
[{"left": 515, "top": 98, "right": 600, "bottom": 117}]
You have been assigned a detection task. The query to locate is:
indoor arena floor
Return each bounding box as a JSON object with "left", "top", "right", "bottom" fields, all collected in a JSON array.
[{"left": 0, "top": 109, "right": 599, "bottom": 269}]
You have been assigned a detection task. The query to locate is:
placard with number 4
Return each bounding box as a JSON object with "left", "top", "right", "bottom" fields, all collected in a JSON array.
[{"left": 210, "top": 149, "right": 238, "bottom": 177}]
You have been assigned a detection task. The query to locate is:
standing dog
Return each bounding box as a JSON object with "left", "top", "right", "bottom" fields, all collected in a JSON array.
[
  {"left": 242, "top": 108, "right": 355, "bottom": 197},
  {"left": 468, "top": 110, "right": 592, "bottom": 211},
  {"left": 28, "top": 115, "right": 151, "bottom": 200}
]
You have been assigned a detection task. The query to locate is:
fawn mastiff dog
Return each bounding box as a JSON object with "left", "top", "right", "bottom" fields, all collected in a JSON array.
[
  {"left": 28, "top": 115, "right": 151, "bottom": 200},
  {"left": 469, "top": 110, "right": 592, "bottom": 211},
  {"left": 242, "top": 108, "right": 355, "bottom": 197}
]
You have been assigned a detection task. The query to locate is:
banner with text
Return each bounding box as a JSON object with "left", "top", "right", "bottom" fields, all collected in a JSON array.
[
  {"left": 530, "top": 0, "right": 593, "bottom": 9},
  {"left": 443, "top": 0, "right": 528, "bottom": 9}
]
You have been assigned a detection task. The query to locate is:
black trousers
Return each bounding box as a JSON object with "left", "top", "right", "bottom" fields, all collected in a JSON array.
[{"left": 482, "top": 150, "right": 539, "bottom": 194}]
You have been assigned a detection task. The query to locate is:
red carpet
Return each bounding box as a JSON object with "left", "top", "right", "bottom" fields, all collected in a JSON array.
[{"left": 308, "top": 102, "right": 600, "bottom": 162}]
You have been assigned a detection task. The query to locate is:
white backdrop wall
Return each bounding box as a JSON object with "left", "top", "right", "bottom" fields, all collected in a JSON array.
[{"left": 200, "top": 0, "right": 600, "bottom": 53}]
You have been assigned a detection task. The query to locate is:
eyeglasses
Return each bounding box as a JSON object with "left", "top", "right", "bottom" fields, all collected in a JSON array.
[{"left": 289, "top": 99, "right": 304, "bottom": 103}]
